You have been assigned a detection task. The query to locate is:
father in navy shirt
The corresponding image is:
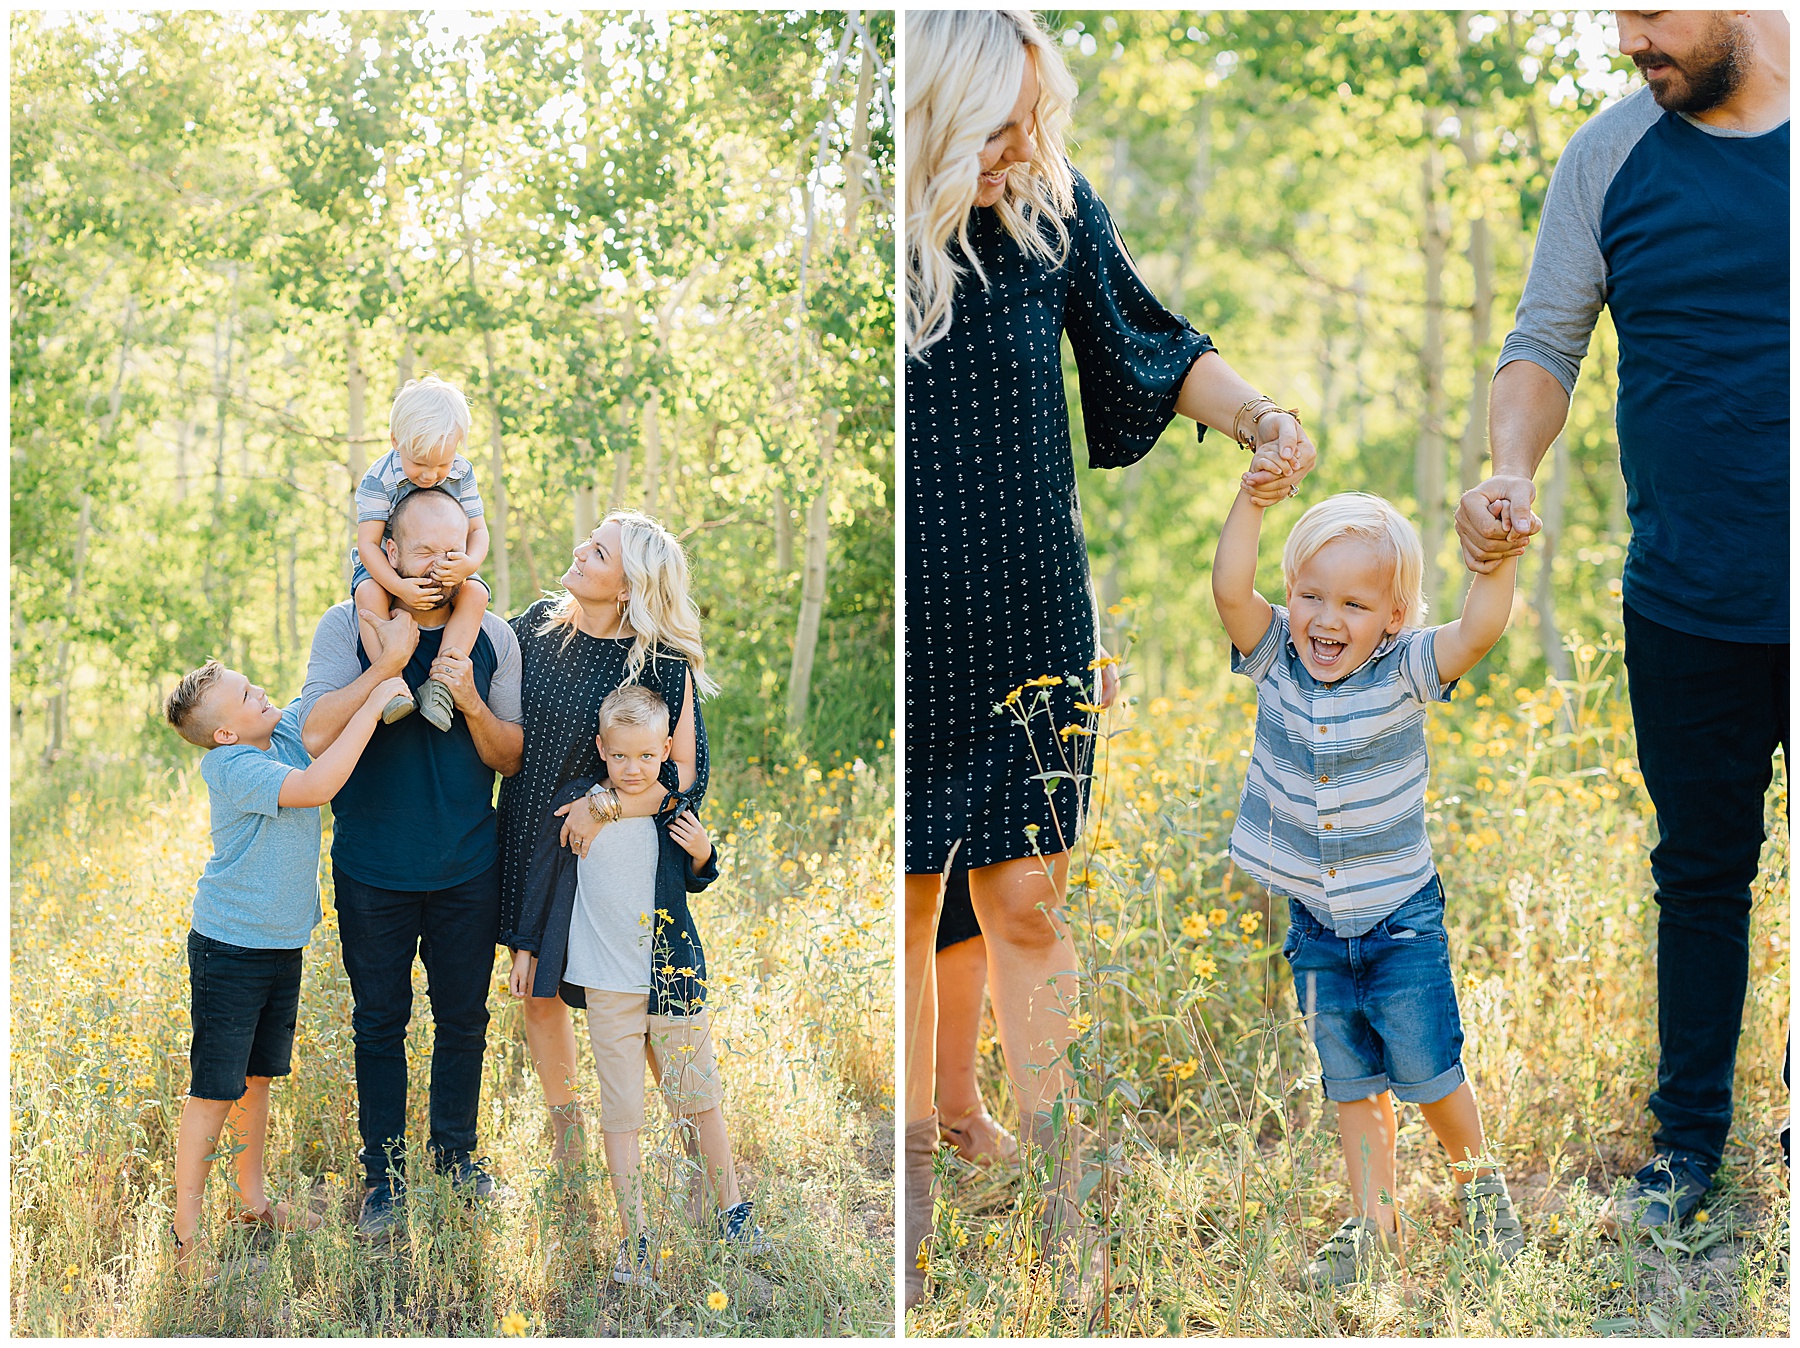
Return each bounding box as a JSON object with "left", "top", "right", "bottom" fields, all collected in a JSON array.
[
  {"left": 299, "top": 486, "right": 524, "bottom": 1240},
  {"left": 1457, "top": 11, "right": 1788, "bottom": 1233}
]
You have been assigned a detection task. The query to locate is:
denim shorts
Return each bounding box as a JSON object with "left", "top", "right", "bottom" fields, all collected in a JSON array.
[
  {"left": 187, "top": 929, "right": 305, "bottom": 1101},
  {"left": 348, "top": 546, "right": 487, "bottom": 602},
  {"left": 1281, "top": 876, "right": 1466, "bottom": 1105}
]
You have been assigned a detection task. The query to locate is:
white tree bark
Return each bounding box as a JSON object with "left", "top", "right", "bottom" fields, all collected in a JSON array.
[
  {"left": 786, "top": 409, "right": 837, "bottom": 729},
  {"left": 345, "top": 323, "right": 368, "bottom": 593},
  {"left": 1532, "top": 433, "right": 1570, "bottom": 679},
  {"left": 1417, "top": 118, "right": 1448, "bottom": 612},
  {"left": 641, "top": 389, "right": 663, "bottom": 515},
  {"left": 481, "top": 328, "right": 511, "bottom": 616},
  {"left": 773, "top": 482, "right": 794, "bottom": 575}
]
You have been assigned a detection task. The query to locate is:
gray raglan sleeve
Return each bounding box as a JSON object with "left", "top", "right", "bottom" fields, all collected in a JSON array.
[
  {"left": 483, "top": 612, "right": 523, "bottom": 724},
  {"left": 1496, "top": 89, "right": 1661, "bottom": 396},
  {"left": 296, "top": 603, "right": 365, "bottom": 733}
]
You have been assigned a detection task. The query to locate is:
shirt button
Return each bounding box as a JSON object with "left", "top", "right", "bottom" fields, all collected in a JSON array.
[
  {"left": 1319, "top": 774, "right": 1329, "bottom": 784},
  {"left": 1328, "top": 868, "right": 1337, "bottom": 878},
  {"left": 1323, "top": 822, "right": 1333, "bottom": 831},
  {"left": 1318, "top": 726, "right": 1328, "bottom": 734}
]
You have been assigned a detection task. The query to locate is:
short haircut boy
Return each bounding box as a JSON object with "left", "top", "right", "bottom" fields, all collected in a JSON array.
[
  {"left": 165, "top": 659, "right": 229, "bottom": 748},
  {"left": 388, "top": 374, "right": 471, "bottom": 459},
  {"left": 1281, "top": 492, "right": 1429, "bottom": 626},
  {"left": 598, "top": 684, "right": 672, "bottom": 739}
]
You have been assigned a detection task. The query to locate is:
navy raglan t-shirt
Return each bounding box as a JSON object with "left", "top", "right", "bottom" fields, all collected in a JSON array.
[{"left": 1497, "top": 86, "right": 1788, "bottom": 643}]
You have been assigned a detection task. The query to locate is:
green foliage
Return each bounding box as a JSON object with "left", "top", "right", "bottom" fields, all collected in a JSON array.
[{"left": 12, "top": 10, "right": 893, "bottom": 768}]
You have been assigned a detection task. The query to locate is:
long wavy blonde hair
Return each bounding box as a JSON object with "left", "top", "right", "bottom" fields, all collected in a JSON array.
[
  {"left": 905, "top": 9, "right": 1078, "bottom": 357},
  {"left": 537, "top": 509, "right": 719, "bottom": 697}
]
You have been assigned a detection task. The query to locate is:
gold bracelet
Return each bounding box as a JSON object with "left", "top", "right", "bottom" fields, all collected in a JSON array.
[{"left": 1232, "top": 396, "right": 1303, "bottom": 450}]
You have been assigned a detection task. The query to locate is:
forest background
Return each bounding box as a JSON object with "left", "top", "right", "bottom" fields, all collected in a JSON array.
[
  {"left": 13, "top": 10, "right": 895, "bottom": 1337},
  {"left": 911, "top": 10, "right": 1788, "bottom": 1338}
]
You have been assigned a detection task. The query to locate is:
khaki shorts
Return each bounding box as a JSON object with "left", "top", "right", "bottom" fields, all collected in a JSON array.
[{"left": 584, "top": 989, "right": 724, "bottom": 1133}]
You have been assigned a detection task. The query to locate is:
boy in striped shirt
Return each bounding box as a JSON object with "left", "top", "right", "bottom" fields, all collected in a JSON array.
[{"left": 1212, "top": 456, "right": 1523, "bottom": 1288}]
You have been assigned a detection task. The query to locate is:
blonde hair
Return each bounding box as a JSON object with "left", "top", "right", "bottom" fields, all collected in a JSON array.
[
  {"left": 389, "top": 375, "right": 470, "bottom": 459},
  {"left": 164, "top": 660, "right": 228, "bottom": 747},
  {"left": 538, "top": 509, "right": 718, "bottom": 697},
  {"left": 905, "top": 9, "right": 1077, "bottom": 356},
  {"left": 1281, "top": 493, "right": 1428, "bottom": 627},
  {"left": 597, "top": 683, "right": 671, "bottom": 740}
]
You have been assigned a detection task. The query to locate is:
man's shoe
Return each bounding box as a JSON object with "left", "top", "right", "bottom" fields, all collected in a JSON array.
[
  {"left": 445, "top": 1157, "right": 499, "bottom": 1202},
  {"left": 357, "top": 1181, "right": 405, "bottom": 1243},
  {"left": 611, "top": 1233, "right": 662, "bottom": 1291},
  {"left": 1598, "top": 1155, "right": 1710, "bottom": 1237},
  {"left": 1304, "top": 1215, "right": 1395, "bottom": 1289},
  {"left": 1458, "top": 1173, "right": 1525, "bottom": 1261},
  {"left": 718, "top": 1200, "right": 773, "bottom": 1255},
  {"left": 417, "top": 677, "right": 455, "bottom": 731}
]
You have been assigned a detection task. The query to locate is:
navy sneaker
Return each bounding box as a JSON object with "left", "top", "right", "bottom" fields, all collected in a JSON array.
[
  {"left": 1599, "top": 1155, "right": 1711, "bottom": 1237},
  {"left": 611, "top": 1232, "right": 662, "bottom": 1291},
  {"left": 357, "top": 1179, "right": 406, "bottom": 1243},
  {"left": 719, "top": 1200, "right": 773, "bottom": 1255},
  {"left": 444, "top": 1157, "right": 500, "bottom": 1202}
]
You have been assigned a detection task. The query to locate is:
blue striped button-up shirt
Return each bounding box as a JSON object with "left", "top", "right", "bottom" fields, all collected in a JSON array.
[{"left": 1228, "top": 606, "right": 1457, "bottom": 937}]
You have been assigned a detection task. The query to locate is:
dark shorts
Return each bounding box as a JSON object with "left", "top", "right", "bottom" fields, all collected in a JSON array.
[
  {"left": 187, "top": 929, "right": 305, "bottom": 1101},
  {"left": 935, "top": 864, "right": 981, "bottom": 951},
  {"left": 1282, "top": 877, "right": 1466, "bottom": 1105},
  {"left": 349, "top": 546, "right": 487, "bottom": 603}
]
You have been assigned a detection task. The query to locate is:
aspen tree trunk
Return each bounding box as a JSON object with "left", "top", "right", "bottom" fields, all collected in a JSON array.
[
  {"left": 286, "top": 532, "right": 299, "bottom": 677},
  {"left": 842, "top": 13, "right": 872, "bottom": 244},
  {"left": 774, "top": 484, "right": 794, "bottom": 575},
  {"left": 1417, "top": 118, "right": 1448, "bottom": 612},
  {"left": 345, "top": 323, "right": 368, "bottom": 593},
  {"left": 43, "top": 495, "right": 92, "bottom": 764},
  {"left": 1458, "top": 108, "right": 1494, "bottom": 495},
  {"left": 787, "top": 409, "right": 837, "bottom": 729},
  {"left": 480, "top": 329, "right": 511, "bottom": 616},
  {"left": 641, "top": 389, "right": 663, "bottom": 515},
  {"left": 610, "top": 445, "right": 632, "bottom": 510},
  {"left": 574, "top": 483, "right": 598, "bottom": 550},
  {"left": 1532, "top": 434, "right": 1570, "bottom": 679}
]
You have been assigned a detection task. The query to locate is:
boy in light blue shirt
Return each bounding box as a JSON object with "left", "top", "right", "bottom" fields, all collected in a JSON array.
[{"left": 163, "top": 659, "right": 405, "bottom": 1275}]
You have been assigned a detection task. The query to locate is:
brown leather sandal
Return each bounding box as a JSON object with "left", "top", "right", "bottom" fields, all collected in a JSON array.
[
  {"left": 231, "top": 1197, "right": 323, "bottom": 1233},
  {"left": 939, "top": 1107, "right": 1019, "bottom": 1167}
]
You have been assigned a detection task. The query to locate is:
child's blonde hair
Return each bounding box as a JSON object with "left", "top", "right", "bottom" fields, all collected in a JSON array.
[
  {"left": 1281, "top": 493, "right": 1428, "bottom": 626},
  {"left": 905, "top": 9, "right": 1078, "bottom": 356},
  {"left": 389, "top": 375, "right": 470, "bottom": 459},
  {"left": 164, "top": 660, "right": 228, "bottom": 747},
  {"left": 598, "top": 683, "right": 671, "bottom": 740},
  {"left": 539, "top": 509, "right": 719, "bottom": 697}
]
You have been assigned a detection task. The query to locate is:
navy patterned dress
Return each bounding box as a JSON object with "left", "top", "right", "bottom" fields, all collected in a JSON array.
[
  {"left": 905, "top": 168, "right": 1215, "bottom": 875},
  {"left": 496, "top": 598, "right": 708, "bottom": 949}
]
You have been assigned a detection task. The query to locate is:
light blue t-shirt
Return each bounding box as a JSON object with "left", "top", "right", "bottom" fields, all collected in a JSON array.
[{"left": 193, "top": 703, "right": 323, "bottom": 949}]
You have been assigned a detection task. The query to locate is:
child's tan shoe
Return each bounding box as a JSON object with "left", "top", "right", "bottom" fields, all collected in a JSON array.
[
  {"left": 417, "top": 677, "right": 455, "bottom": 731},
  {"left": 381, "top": 691, "right": 417, "bottom": 724}
]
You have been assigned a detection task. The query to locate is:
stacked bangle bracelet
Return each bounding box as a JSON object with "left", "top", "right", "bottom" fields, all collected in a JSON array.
[
  {"left": 585, "top": 784, "right": 622, "bottom": 823},
  {"left": 1232, "top": 395, "right": 1303, "bottom": 450}
]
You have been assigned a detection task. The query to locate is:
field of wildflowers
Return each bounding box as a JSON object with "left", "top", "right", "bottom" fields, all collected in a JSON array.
[
  {"left": 10, "top": 746, "right": 894, "bottom": 1336},
  {"left": 911, "top": 635, "right": 1788, "bottom": 1337}
]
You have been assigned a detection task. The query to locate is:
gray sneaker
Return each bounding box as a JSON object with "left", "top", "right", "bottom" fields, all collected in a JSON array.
[
  {"left": 357, "top": 1180, "right": 405, "bottom": 1243},
  {"left": 1304, "top": 1215, "right": 1394, "bottom": 1288},
  {"left": 1458, "top": 1173, "right": 1525, "bottom": 1260},
  {"left": 417, "top": 677, "right": 455, "bottom": 731}
]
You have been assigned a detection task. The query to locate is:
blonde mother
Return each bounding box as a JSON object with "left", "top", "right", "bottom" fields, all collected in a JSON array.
[{"left": 902, "top": 9, "right": 1316, "bottom": 1309}]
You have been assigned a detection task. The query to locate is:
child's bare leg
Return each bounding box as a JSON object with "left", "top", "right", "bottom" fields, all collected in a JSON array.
[
  {"left": 226, "top": 1077, "right": 271, "bottom": 1215},
  {"left": 173, "top": 1094, "right": 236, "bottom": 1255},
  {"left": 439, "top": 578, "right": 489, "bottom": 655},
  {"left": 1416, "top": 1081, "right": 1494, "bottom": 1183},
  {"left": 355, "top": 578, "right": 395, "bottom": 665},
  {"left": 1337, "top": 1091, "right": 1399, "bottom": 1234},
  {"left": 600, "top": 1129, "right": 648, "bottom": 1241},
  {"left": 684, "top": 1106, "right": 743, "bottom": 1212}
]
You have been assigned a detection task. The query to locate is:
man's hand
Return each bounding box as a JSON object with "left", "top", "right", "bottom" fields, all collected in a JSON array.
[
  {"left": 429, "top": 645, "right": 478, "bottom": 712},
  {"left": 555, "top": 798, "right": 605, "bottom": 857},
  {"left": 361, "top": 675, "right": 412, "bottom": 716},
  {"left": 1456, "top": 475, "right": 1542, "bottom": 573},
  {"left": 668, "top": 809, "right": 712, "bottom": 864},
  {"left": 388, "top": 575, "right": 445, "bottom": 611},
  {"left": 508, "top": 949, "right": 536, "bottom": 999},
  {"left": 357, "top": 606, "right": 421, "bottom": 670}
]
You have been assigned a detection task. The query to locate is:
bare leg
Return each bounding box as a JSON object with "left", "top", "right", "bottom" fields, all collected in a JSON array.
[
  {"left": 600, "top": 1129, "right": 647, "bottom": 1241},
  {"left": 439, "top": 578, "right": 490, "bottom": 656},
  {"left": 355, "top": 578, "right": 394, "bottom": 665},
  {"left": 172, "top": 1095, "right": 236, "bottom": 1255},
  {"left": 1337, "top": 1092, "right": 1399, "bottom": 1234},
  {"left": 1417, "top": 1081, "right": 1495, "bottom": 1182},
  {"left": 966, "top": 852, "right": 1075, "bottom": 1126},
  {"left": 227, "top": 1076, "right": 272, "bottom": 1215},
  {"left": 904, "top": 873, "right": 945, "bottom": 1125},
  {"left": 934, "top": 936, "right": 990, "bottom": 1126},
  {"left": 522, "top": 994, "right": 581, "bottom": 1109},
  {"left": 683, "top": 1106, "right": 743, "bottom": 1212}
]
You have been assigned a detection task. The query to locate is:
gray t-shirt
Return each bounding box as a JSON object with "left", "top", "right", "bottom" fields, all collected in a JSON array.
[
  {"left": 564, "top": 816, "right": 658, "bottom": 995},
  {"left": 193, "top": 703, "right": 322, "bottom": 949}
]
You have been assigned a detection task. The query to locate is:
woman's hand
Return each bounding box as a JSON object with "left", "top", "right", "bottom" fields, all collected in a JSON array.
[
  {"left": 554, "top": 797, "right": 606, "bottom": 856},
  {"left": 1093, "top": 644, "right": 1122, "bottom": 709},
  {"left": 507, "top": 949, "right": 536, "bottom": 998},
  {"left": 1240, "top": 412, "right": 1316, "bottom": 496}
]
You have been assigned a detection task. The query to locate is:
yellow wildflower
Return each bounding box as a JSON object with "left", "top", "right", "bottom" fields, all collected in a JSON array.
[
  {"left": 499, "top": 1311, "right": 529, "bottom": 1337},
  {"left": 1094, "top": 922, "right": 1115, "bottom": 942},
  {"left": 1173, "top": 1058, "right": 1198, "bottom": 1080},
  {"left": 1026, "top": 674, "right": 1063, "bottom": 687},
  {"left": 1073, "top": 701, "right": 1105, "bottom": 714},
  {"left": 1238, "top": 911, "right": 1263, "bottom": 934},
  {"left": 1192, "top": 954, "right": 1217, "bottom": 979},
  {"left": 1181, "top": 913, "right": 1206, "bottom": 940},
  {"left": 1209, "top": 908, "right": 1228, "bottom": 927},
  {"left": 706, "top": 1290, "right": 730, "bottom": 1311},
  {"left": 1068, "top": 1012, "right": 1094, "bottom": 1035}
]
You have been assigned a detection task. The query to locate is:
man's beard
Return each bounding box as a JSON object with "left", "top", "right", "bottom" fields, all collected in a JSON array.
[{"left": 1637, "top": 17, "right": 1748, "bottom": 114}]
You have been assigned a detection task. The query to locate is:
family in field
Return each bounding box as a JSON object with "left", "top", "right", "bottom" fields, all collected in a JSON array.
[
  {"left": 161, "top": 375, "right": 766, "bottom": 1289},
  {"left": 903, "top": 8, "right": 1786, "bottom": 1310}
]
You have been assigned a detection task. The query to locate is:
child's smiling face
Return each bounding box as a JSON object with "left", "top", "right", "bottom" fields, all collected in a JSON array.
[
  {"left": 396, "top": 434, "right": 461, "bottom": 490},
  {"left": 1285, "top": 536, "right": 1407, "bottom": 683},
  {"left": 597, "top": 720, "right": 671, "bottom": 795},
  {"left": 205, "top": 669, "right": 283, "bottom": 745}
]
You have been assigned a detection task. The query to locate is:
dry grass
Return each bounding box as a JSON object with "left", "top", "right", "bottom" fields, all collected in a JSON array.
[
  {"left": 910, "top": 634, "right": 1789, "bottom": 1337},
  {"left": 11, "top": 747, "right": 894, "bottom": 1337}
]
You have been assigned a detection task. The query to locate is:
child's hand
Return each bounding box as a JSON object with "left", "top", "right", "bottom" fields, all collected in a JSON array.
[
  {"left": 1240, "top": 446, "right": 1300, "bottom": 508},
  {"left": 363, "top": 676, "right": 412, "bottom": 716},
  {"left": 668, "top": 809, "right": 712, "bottom": 863},
  {"left": 507, "top": 949, "right": 536, "bottom": 998},
  {"left": 430, "top": 551, "right": 477, "bottom": 586},
  {"left": 390, "top": 575, "right": 445, "bottom": 611}
]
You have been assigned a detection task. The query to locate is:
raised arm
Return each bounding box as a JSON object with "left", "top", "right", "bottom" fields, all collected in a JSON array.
[
  {"left": 299, "top": 606, "right": 419, "bottom": 756},
  {"left": 279, "top": 676, "right": 411, "bottom": 807},
  {"left": 1176, "top": 350, "right": 1316, "bottom": 492},
  {"left": 1212, "top": 449, "right": 1292, "bottom": 656},
  {"left": 1431, "top": 554, "right": 1520, "bottom": 683}
]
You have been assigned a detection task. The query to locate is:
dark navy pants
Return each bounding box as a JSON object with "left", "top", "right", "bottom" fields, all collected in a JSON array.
[
  {"left": 332, "top": 861, "right": 500, "bottom": 1188},
  {"left": 1624, "top": 603, "right": 1787, "bottom": 1177}
]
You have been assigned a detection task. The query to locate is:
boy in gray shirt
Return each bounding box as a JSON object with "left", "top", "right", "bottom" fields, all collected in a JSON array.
[{"left": 162, "top": 658, "right": 405, "bottom": 1275}]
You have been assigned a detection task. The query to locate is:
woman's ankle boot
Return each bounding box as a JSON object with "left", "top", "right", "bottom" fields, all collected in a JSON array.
[
  {"left": 904, "top": 1112, "right": 939, "bottom": 1311},
  {"left": 1028, "top": 1110, "right": 1097, "bottom": 1300}
]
